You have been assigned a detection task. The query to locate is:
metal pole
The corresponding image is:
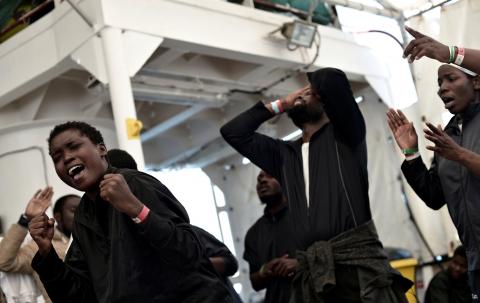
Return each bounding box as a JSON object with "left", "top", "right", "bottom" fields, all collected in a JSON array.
[{"left": 100, "top": 27, "right": 146, "bottom": 170}]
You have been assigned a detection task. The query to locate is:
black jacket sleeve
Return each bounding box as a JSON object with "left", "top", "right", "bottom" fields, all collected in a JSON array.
[
  {"left": 401, "top": 156, "right": 446, "bottom": 210},
  {"left": 127, "top": 173, "right": 205, "bottom": 269},
  {"left": 323, "top": 93, "right": 365, "bottom": 147},
  {"left": 193, "top": 226, "right": 238, "bottom": 277},
  {"left": 220, "top": 101, "right": 285, "bottom": 180},
  {"left": 32, "top": 240, "right": 97, "bottom": 303},
  {"left": 243, "top": 228, "right": 261, "bottom": 274}
]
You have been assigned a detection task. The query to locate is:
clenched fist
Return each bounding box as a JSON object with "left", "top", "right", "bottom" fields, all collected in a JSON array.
[
  {"left": 29, "top": 214, "right": 55, "bottom": 256},
  {"left": 99, "top": 174, "right": 143, "bottom": 218}
]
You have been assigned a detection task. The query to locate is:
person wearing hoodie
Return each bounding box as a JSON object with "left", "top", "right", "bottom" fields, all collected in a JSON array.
[{"left": 221, "top": 67, "right": 411, "bottom": 302}]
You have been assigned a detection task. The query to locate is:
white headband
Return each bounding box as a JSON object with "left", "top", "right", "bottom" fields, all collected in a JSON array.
[{"left": 450, "top": 64, "right": 478, "bottom": 77}]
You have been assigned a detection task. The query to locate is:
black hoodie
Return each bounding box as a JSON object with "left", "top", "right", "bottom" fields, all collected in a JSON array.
[
  {"left": 221, "top": 67, "right": 371, "bottom": 249},
  {"left": 32, "top": 167, "right": 233, "bottom": 303}
]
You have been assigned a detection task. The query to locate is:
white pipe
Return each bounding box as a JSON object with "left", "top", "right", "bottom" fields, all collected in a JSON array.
[{"left": 101, "top": 27, "right": 146, "bottom": 170}]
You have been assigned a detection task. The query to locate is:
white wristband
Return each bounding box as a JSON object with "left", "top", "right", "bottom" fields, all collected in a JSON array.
[
  {"left": 454, "top": 47, "right": 465, "bottom": 66},
  {"left": 270, "top": 101, "right": 280, "bottom": 114}
]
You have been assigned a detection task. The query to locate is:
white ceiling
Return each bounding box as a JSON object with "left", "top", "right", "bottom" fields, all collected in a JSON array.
[{"left": 352, "top": 0, "right": 456, "bottom": 15}]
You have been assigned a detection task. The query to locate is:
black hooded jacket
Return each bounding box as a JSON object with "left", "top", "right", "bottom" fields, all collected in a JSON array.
[
  {"left": 221, "top": 67, "right": 371, "bottom": 250},
  {"left": 32, "top": 168, "right": 232, "bottom": 303},
  {"left": 402, "top": 103, "right": 480, "bottom": 272}
]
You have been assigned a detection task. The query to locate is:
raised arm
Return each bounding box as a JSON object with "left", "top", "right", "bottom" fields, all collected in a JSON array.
[
  {"left": 424, "top": 122, "right": 480, "bottom": 177},
  {"left": 99, "top": 172, "right": 205, "bottom": 269},
  {"left": 401, "top": 156, "right": 446, "bottom": 210},
  {"left": 308, "top": 68, "right": 365, "bottom": 146},
  {"left": 220, "top": 101, "right": 285, "bottom": 180},
  {"left": 0, "top": 187, "right": 53, "bottom": 273},
  {"left": 30, "top": 216, "right": 96, "bottom": 302},
  {"left": 403, "top": 26, "right": 480, "bottom": 75},
  {"left": 387, "top": 109, "right": 446, "bottom": 209}
]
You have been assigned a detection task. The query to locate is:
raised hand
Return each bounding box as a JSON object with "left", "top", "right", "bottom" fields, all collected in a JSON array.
[
  {"left": 281, "top": 86, "right": 310, "bottom": 111},
  {"left": 29, "top": 214, "right": 55, "bottom": 256},
  {"left": 424, "top": 122, "right": 464, "bottom": 161},
  {"left": 386, "top": 109, "right": 418, "bottom": 150},
  {"left": 99, "top": 174, "right": 143, "bottom": 218},
  {"left": 24, "top": 187, "right": 53, "bottom": 220},
  {"left": 403, "top": 26, "right": 450, "bottom": 64}
]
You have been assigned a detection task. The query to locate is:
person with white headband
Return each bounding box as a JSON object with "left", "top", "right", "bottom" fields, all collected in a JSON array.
[{"left": 387, "top": 60, "right": 480, "bottom": 301}]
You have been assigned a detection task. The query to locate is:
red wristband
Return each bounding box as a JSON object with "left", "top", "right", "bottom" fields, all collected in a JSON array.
[
  {"left": 276, "top": 99, "right": 284, "bottom": 113},
  {"left": 132, "top": 205, "right": 150, "bottom": 224}
]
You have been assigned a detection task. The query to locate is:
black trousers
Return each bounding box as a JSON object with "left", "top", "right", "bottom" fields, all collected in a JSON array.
[{"left": 469, "top": 270, "right": 480, "bottom": 302}]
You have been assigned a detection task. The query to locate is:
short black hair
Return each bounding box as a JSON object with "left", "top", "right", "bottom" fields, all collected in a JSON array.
[
  {"left": 53, "top": 194, "right": 80, "bottom": 215},
  {"left": 48, "top": 121, "right": 104, "bottom": 148},
  {"left": 107, "top": 149, "right": 138, "bottom": 170},
  {"left": 453, "top": 245, "right": 466, "bottom": 259}
]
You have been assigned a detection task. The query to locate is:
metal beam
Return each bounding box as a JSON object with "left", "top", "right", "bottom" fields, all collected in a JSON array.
[
  {"left": 133, "top": 84, "right": 228, "bottom": 108},
  {"left": 146, "top": 49, "right": 187, "bottom": 69},
  {"left": 141, "top": 105, "right": 206, "bottom": 143}
]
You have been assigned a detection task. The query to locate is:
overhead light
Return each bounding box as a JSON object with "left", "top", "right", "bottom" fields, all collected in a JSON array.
[
  {"left": 355, "top": 96, "right": 364, "bottom": 103},
  {"left": 281, "top": 20, "right": 317, "bottom": 48},
  {"left": 282, "top": 129, "right": 302, "bottom": 141}
]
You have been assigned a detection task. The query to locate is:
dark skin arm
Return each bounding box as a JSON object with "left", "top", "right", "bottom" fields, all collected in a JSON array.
[
  {"left": 424, "top": 122, "right": 480, "bottom": 176},
  {"left": 403, "top": 26, "right": 480, "bottom": 75},
  {"left": 209, "top": 257, "right": 226, "bottom": 275},
  {"left": 249, "top": 255, "right": 298, "bottom": 291}
]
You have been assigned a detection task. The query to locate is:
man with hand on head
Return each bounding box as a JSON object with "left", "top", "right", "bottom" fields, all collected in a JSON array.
[
  {"left": 0, "top": 187, "right": 80, "bottom": 303},
  {"left": 243, "top": 170, "right": 296, "bottom": 303},
  {"left": 29, "top": 121, "right": 233, "bottom": 303},
  {"left": 221, "top": 68, "right": 412, "bottom": 302}
]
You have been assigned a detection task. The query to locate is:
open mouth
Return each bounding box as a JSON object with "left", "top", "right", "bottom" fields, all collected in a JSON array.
[
  {"left": 258, "top": 187, "right": 270, "bottom": 194},
  {"left": 68, "top": 164, "right": 85, "bottom": 181},
  {"left": 293, "top": 97, "right": 306, "bottom": 107},
  {"left": 442, "top": 96, "right": 455, "bottom": 109}
]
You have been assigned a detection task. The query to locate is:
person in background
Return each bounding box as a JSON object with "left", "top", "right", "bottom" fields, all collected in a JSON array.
[
  {"left": 107, "top": 148, "right": 243, "bottom": 302},
  {"left": 0, "top": 188, "right": 80, "bottom": 303},
  {"left": 243, "top": 170, "right": 296, "bottom": 303},
  {"left": 424, "top": 245, "right": 471, "bottom": 303}
]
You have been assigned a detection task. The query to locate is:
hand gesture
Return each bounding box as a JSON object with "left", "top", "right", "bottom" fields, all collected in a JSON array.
[
  {"left": 424, "top": 122, "right": 463, "bottom": 161},
  {"left": 24, "top": 187, "right": 53, "bottom": 220},
  {"left": 403, "top": 26, "right": 450, "bottom": 64},
  {"left": 386, "top": 109, "right": 418, "bottom": 150},
  {"left": 29, "top": 214, "right": 55, "bottom": 256},
  {"left": 282, "top": 86, "right": 310, "bottom": 111},
  {"left": 271, "top": 255, "right": 298, "bottom": 279},
  {"left": 99, "top": 174, "right": 143, "bottom": 217}
]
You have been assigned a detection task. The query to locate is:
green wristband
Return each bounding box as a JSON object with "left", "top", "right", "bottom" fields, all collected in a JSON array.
[
  {"left": 259, "top": 264, "right": 267, "bottom": 275},
  {"left": 402, "top": 147, "right": 419, "bottom": 155},
  {"left": 449, "top": 46, "right": 456, "bottom": 63}
]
